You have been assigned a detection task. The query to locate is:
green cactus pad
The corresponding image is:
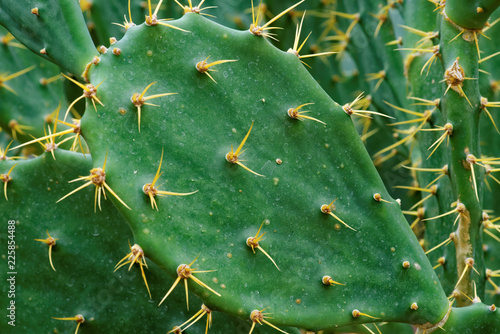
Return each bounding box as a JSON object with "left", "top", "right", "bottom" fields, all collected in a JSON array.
[
  {"left": 0, "top": 150, "right": 300, "bottom": 334},
  {"left": 72, "top": 12, "right": 451, "bottom": 331},
  {"left": 0, "top": 0, "right": 97, "bottom": 77}
]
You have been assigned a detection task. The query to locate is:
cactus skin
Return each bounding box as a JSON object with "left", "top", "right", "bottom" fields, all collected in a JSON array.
[
  {"left": 444, "top": 0, "right": 500, "bottom": 30},
  {"left": 416, "top": 302, "right": 500, "bottom": 334},
  {"left": 0, "top": 150, "right": 300, "bottom": 334},
  {"left": 76, "top": 11, "right": 450, "bottom": 330},
  {"left": 0, "top": 0, "right": 96, "bottom": 77},
  {"left": 0, "top": 27, "right": 72, "bottom": 151},
  {"left": 2, "top": 0, "right": 500, "bottom": 333}
]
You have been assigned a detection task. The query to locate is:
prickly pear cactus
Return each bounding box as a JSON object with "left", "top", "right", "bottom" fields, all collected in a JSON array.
[{"left": 1, "top": 0, "right": 500, "bottom": 333}]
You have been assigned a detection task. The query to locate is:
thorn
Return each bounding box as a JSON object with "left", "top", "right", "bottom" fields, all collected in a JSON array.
[
  {"left": 61, "top": 73, "right": 104, "bottom": 121},
  {"left": 246, "top": 220, "right": 280, "bottom": 270},
  {"left": 286, "top": 11, "right": 336, "bottom": 63},
  {"left": 0, "top": 65, "right": 36, "bottom": 95},
  {"left": 52, "top": 314, "right": 85, "bottom": 334},
  {"left": 8, "top": 119, "right": 33, "bottom": 141},
  {"left": 443, "top": 58, "right": 474, "bottom": 108},
  {"left": 344, "top": 93, "right": 393, "bottom": 119},
  {"left": 174, "top": 0, "right": 216, "bottom": 17},
  {"left": 158, "top": 256, "right": 220, "bottom": 309},
  {"left": 145, "top": 0, "right": 190, "bottom": 32},
  {"left": 455, "top": 258, "right": 480, "bottom": 289},
  {"left": 373, "top": 193, "right": 392, "bottom": 204},
  {"left": 425, "top": 233, "right": 455, "bottom": 255},
  {"left": 225, "top": 122, "right": 264, "bottom": 177},
  {"left": 249, "top": 309, "right": 289, "bottom": 334},
  {"left": 249, "top": 0, "right": 305, "bottom": 40},
  {"left": 34, "top": 230, "right": 58, "bottom": 271},
  {"left": 322, "top": 275, "right": 345, "bottom": 286},
  {"left": 1, "top": 163, "right": 18, "bottom": 201},
  {"left": 196, "top": 56, "right": 238, "bottom": 84},
  {"left": 320, "top": 199, "right": 356, "bottom": 231},
  {"left": 167, "top": 304, "right": 213, "bottom": 334},
  {"left": 143, "top": 149, "right": 197, "bottom": 210},
  {"left": 131, "top": 82, "right": 177, "bottom": 132},
  {"left": 352, "top": 309, "right": 379, "bottom": 320},
  {"left": 287, "top": 103, "right": 325, "bottom": 124},
  {"left": 57, "top": 152, "right": 131, "bottom": 211},
  {"left": 365, "top": 70, "right": 386, "bottom": 92},
  {"left": 114, "top": 243, "right": 151, "bottom": 298}
]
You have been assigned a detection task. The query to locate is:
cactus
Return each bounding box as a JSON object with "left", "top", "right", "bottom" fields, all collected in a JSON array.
[{"left": 1, "top": 1, "right": 500, "bottom": 333}]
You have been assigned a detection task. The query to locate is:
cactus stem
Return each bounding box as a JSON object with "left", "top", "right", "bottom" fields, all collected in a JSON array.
[
  {"left": 131, "top": 82, "right": 177, "bottom": 132},
  {"left": 287, "top": 103, "right": 326, "bottom": 125},
  {"left": 0, "top": 65, "right": 36, "bottom": 95},
  {"left": 158, "top": 256, "right": 220, "bottom": 309},
  {"left": 425, "top": 233, "right": 456, "bottom": 255},
  {"left": 52, "top": 314, "right": 85, "bottom": 334},
  {"left": 226, "top": 121, "right": 264, "bottom": 177},
  {"left": 249, "top": 0, "right": 305, "bottom": 41},
  {"left": 57, "top": 152, "right": 131, "bottom": 211},
  {"left": 168, "top": 304, "right": 212, "bottom": 334},
  {"left": 114, "top": 243, "right": 151, "bottom": 298},
  {"left": 246, "top": 220, "right": 280, "bottom": 270},
  {"left": 321, "top": 199, "right": 356, "bottom": 231},
  {"left": 322, "top": 275, "right": 345, "bottom": 286},
  {"left": 34, "top": 230, "right": 58, "bottom": 271},
  {"left": 249, "top": 309, "right": 289, "bottom": 334},
  {"left": 455, "top": 258, "right": 480, "bottom": 289},
  {"left": 196, "top": 56, "right": 238, "bottom": 84},
  {"left": 352, "top": 309, "right": 380, "bottom": 320},
  {"left": 1, "top": 163, "right": 17, "bottom": 201}
]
